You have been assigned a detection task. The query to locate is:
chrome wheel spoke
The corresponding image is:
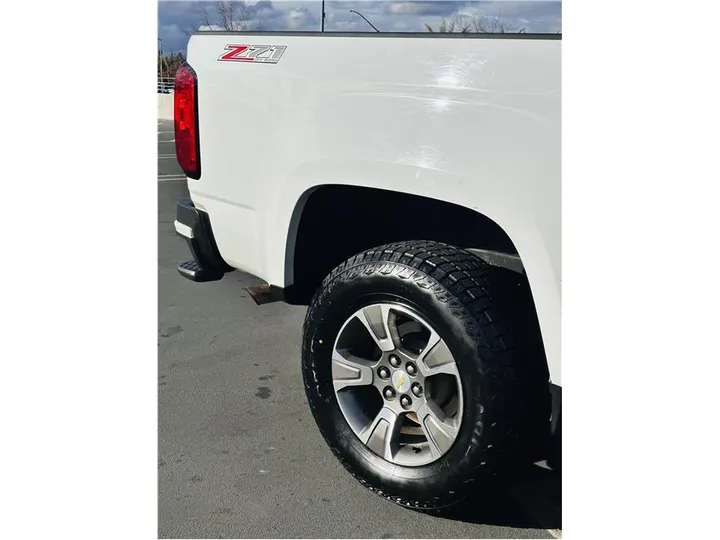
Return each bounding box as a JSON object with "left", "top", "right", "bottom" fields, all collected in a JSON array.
[
  {"left": 356, "top": 304, "right": 399, "bottom": 352},
  {"left": 419, "top": 328, "right": 442, "bottom": 358},
  {"left": 332, "top": 350, "right": 374, "bottom": 391},
  {"left": 358, "top": 406, "right": 401, "bottom": 461},
  {"left": 417, "top": 337, "right": 460, "bottom": 378},
  {"left": 417, "top": 401, "right": 460, "bottom": 459},
  {"left": 332, "top": 302, "right": 464, "bottom": 467}
]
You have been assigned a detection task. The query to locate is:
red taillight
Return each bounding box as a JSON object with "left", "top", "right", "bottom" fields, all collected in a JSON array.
[{"left": 174, "top": 63, "right": 200, "bottom": 179}]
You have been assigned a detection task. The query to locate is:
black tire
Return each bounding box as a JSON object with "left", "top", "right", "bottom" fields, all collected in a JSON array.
[{"left": 301, "top": 240, "right": 550, "bottom": 509}]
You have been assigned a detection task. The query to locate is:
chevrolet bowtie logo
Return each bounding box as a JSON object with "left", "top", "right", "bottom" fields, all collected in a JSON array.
[{"left": 396, "top": 374, "right": 406, "bottom": 388}]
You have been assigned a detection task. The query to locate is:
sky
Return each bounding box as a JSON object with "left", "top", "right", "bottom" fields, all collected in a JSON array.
[{"left": 158, "top": 1, "right": 562, "bottom": 55}]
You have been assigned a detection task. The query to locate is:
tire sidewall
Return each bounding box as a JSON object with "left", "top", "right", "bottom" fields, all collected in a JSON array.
[{"left": 303, "top": 265, "right": 501, "bottom": 505}]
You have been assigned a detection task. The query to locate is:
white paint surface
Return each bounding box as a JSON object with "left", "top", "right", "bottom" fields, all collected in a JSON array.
[
  {"left": 158, "top": 94, "right": 174, "bottom": 120},
  {"left": 185, "top": 34, "right": 561, "bottom": 385}
]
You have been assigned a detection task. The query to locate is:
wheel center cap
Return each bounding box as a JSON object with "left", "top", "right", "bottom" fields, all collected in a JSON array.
[{"left": 391, "top": 370, "right": 411, "bottom": 393}]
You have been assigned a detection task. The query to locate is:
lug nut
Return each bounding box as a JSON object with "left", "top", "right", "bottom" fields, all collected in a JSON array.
[
  {"left": 406, "top": 362, "right": 417, "bottom": 376},
  {"left": 383, "top": 387, "right": 396, "bottom": 400},
  {"left": 400, "top": 395, "right": 412, "bottom": 409},
  {"left": 378, "top": 366, "right": 390, "bottom": 379},
  {"left": 389, "top": 355, "right": 401, "bottom": 368},
  {"left": 411, "top": 383, "right": 423, "bottom": 397}
]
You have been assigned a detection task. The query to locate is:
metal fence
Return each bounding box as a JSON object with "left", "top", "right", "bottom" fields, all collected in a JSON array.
[{"left": 158, "top": 77, "right": 175, "bottom": 94}]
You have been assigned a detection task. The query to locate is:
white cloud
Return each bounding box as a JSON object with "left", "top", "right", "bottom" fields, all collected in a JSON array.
[
  {"left": 387, "top": 1, "right": 428, "bottom": 15},
  {"left": 285, "top": 7, "right": 313, "bottom": 29},
  {"left": 386, "top": 2, "right": 451, "bottom": 15}
]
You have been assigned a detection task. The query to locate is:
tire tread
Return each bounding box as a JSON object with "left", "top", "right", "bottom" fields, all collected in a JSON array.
[{"left": 302, "top": 240, "right": 549, "bottom": 510}]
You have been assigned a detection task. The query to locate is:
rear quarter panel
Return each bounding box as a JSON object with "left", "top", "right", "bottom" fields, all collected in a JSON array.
[{"left": 186, "top": 33, "right": 561, "bottom": 384}]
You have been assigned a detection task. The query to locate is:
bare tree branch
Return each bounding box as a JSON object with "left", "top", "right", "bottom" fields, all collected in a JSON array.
[
  {"left": 425, "top": 12, "right": 524, "bottom": 34},
  {"left": 200, "top": 2, "right": 213, "bottom": 29},
  {"left": 181, "top": 1, "right": 253, "bottom": 33}
]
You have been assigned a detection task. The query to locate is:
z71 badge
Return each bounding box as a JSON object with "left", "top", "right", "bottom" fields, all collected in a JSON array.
[{"left": 218, "top": 44, "right": 287, "bottom": 64}]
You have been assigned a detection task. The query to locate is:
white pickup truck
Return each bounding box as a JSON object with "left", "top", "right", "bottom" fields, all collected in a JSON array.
[{"left": 173, "top": 30, "right": 560, "bottom": 510}]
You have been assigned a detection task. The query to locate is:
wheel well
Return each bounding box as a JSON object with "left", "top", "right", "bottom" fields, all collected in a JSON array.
[{"left": 285, "top": 185, "right": 519, "bottom": 305}]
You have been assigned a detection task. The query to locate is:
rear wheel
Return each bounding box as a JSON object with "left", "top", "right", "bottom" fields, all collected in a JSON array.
[{"left": 302, "top": 241, "right": 549, "bottom": 509}]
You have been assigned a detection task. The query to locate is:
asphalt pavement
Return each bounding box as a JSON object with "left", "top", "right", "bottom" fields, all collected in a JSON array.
[
  {"left": 158, "top": 123, "right": 561, "bottom": 539},
  {"left": 158, "top": 119, "right": 184, "bottom": 178}
]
